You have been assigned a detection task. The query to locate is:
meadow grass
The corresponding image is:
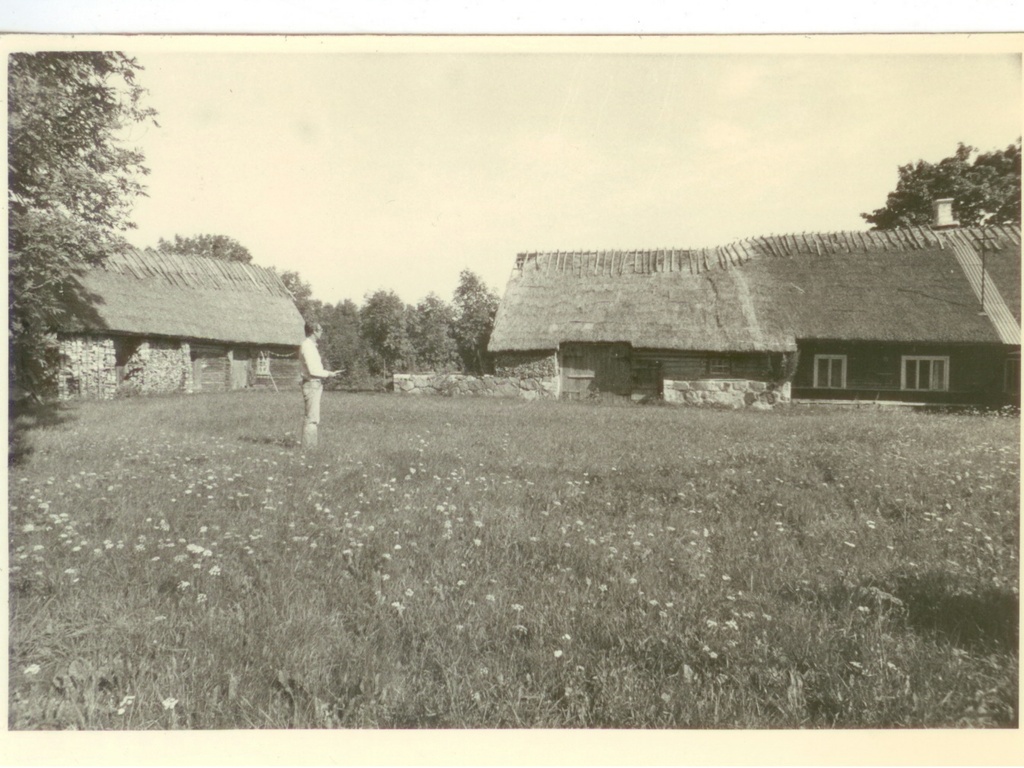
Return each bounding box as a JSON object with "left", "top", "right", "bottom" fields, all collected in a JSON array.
[{"left": 8, "top": 391, "right": 1019, "bottom": 729}]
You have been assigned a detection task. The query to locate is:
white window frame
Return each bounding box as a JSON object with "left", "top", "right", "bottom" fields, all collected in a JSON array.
[
  {"left": 813, "top": 354, "right": 847, "bottom": 389},
  {"left": 901, "top": 356, "right": 950, "bottom": 392}
]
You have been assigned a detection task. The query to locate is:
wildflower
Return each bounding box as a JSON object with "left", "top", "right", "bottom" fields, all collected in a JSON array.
[
  {"left": 857, "top": 605, "right": 870, "bottom": 614},
  {"left": 486, "top": 594, "right": 496, "bottom": 602},
  {"left": 391, "top": 601, "right": 405, "bottom": 616},
  {"left": 473, "top": 539, "right": 482, "bottom": 547},
  {"left": 24, "top": 664, "right": 41, "bottom": 676},
  {"left": 553, "top": 650, "right": 564, "bottom": 659},
  {"left": 162, "top": 697, "right": 178, "bottom": 710},
  {"left": 209, "top": 565, "right": 221, "bottom": 576},
  {"left": 562, "top": 634, "right": 572, "bottom": 641},
  {"left": 177, "top": 581, "right": 190, "bottom": 591},
  {"left": 661, "top": 692, "right": 671, "bottom": 703},
  {"left": 196, "top": 593, "right": 208, "bottom": 604},
  {"left": 511, "top": 603, "right": 524, "bottom": 612},
  {"left": 599, "top": 584, "right": 608, "bottom": 592},
  {"left": 405, "top": 588, "right": 414, "bottom": 598}
]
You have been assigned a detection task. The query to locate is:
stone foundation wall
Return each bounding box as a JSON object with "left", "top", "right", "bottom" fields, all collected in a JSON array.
[
  {"left": 493, "top": 351, "right": 558, "bottom": 378},
  {"left": 58, "top": 336, "right": 117, "bottom": 399},
  {"left": 394, "top": 372, "right": 558, "bottom": 400},
  {"left": 125, "top": 340, "right": 192, "bottom": 394},
  {"left": 663, "top": 379, "right": 791, "bottom": 409}
]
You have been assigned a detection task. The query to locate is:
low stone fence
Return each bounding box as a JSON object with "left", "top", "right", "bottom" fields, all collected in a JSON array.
[
  {"left": 393, "top": 373, "right": 558, "bottom": 400},
  {"left": 663, "top": 379, "right": 791, "bottom": 409}
]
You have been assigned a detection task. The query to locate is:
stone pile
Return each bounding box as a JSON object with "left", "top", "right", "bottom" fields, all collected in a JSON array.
[{"left": 393, "top": 373, "right": 558, "bottom": 400}]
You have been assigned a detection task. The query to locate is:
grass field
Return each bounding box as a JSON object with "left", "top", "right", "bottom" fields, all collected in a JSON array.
[{"left": 7, "top": 391, "right": 1020, "bottom": 729}]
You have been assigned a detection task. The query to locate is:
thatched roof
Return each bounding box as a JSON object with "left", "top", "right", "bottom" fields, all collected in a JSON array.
[
  {"left": 489, "top": 225, "right": 1021, "bottom": 354},
  {"left": 63, "top": 248, "right": 304, "bottom": 347}
]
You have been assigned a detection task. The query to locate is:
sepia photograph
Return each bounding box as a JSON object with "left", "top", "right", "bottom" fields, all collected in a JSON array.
[{"left": 4, "top": 27, "right": 1022, "bottom": 762}]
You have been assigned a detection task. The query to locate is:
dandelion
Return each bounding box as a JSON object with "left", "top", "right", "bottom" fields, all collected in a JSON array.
[{"left": 24, "top": 664, "right": 41, "bottom": 676}]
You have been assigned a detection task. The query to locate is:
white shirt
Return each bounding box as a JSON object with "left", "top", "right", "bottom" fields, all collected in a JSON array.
[{"left": 299, "top": 336, "right": 330, "bottom": 380}]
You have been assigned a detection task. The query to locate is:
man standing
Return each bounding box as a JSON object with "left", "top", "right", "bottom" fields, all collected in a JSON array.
[{"left": 299, "top": 321, "right": 341, "bottom": 450}]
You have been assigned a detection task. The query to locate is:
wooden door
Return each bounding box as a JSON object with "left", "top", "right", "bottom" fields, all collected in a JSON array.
[
  {"left": 230, "top": 348, "right": 251, "bottom": 390},
  {"left": 560, "top": 343, "right": 632, "bottom": 398},
  {"left": 191, "top": 345, "right": 228, "bottom": 392}
]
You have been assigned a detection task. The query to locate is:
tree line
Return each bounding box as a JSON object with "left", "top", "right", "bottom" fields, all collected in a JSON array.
[{"left": 279, "top": 268, "right": 498, "bottom": 388}]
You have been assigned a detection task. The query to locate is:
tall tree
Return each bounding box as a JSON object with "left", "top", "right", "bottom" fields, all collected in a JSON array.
[
  {"left": 406, "top": 293, "right": 459, "bottom": 372},
  {"left": 452, "top": 269, "right": 499, "bottom": 375},
  {"left": 862, "top": 140, "right": 1021, "bottom": 229},
  {"left": 157, "top": 233, "right": 253, "bottom": 263},
  {"left": 9, "top": 51, "right": 157, "bottom": 394},
  {"left": 316, "top": 299, "right": 367, "bottom": 385},
  {"left": 277, "top": 270, "right": 320, "bottom": 320},
  {"left": 360, "top": 290, "right": 412, "bottom": 375}
]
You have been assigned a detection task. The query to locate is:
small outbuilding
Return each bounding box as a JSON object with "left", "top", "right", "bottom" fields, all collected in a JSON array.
[
  {"left": 56, "top": 248, "right": 305, "bottom": 399},
  {"left": 489, "top": 218, "right": 1020, "bottom": 408}
]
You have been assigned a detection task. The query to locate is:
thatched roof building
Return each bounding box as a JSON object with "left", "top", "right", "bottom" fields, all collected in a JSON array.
[
  {"left": 57, "top": 248, "right": 305, "bottom": 399},
  {"left": 489, "top": 223, "right": 1021, "bottom": 406},
  {"left": 65, "top": 248, "right": 304, "bottom": 346},
  {"left": 490, "top": 225, "right": 1021, "bottom": 353}
]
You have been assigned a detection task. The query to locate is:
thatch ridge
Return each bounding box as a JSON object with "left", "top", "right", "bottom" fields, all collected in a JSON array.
[{"left": 513, "top": 225, "right": 1021, "bottom": 277}]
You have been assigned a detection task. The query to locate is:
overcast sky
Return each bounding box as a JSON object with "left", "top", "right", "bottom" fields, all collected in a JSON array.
[{"left": 118, "top": 42, "right": 1021, "bottom": 305}]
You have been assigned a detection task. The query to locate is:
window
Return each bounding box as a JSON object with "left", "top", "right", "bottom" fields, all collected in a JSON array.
[
  {"left": 813, "top": 355, "right": 847, "bottom": 389},
  {"left": 708, "top": 357, "right": 731, "bottom": 376},
  {"left": 901, "top": 356, "right": 949, "bottom": 392}
]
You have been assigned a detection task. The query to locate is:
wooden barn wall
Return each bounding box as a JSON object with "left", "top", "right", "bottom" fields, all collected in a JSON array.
[
  {"left": 632, "top": 349, "right": 778, "bottom": 381},
  {"left": 794, "top": 340, "right": 1012, "bottom": 402}
]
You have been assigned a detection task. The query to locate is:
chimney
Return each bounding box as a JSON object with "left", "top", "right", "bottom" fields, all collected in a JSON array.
[{"left": 932, "top": 198, "right": 958, "bottom": 229}]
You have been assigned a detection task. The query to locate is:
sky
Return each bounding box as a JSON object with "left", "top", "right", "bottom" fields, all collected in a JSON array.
[{"left": 116, "top": 42, "right": 1021, "bottom": 306}]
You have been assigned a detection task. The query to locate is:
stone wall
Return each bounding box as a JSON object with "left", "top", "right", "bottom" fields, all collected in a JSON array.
[
  {"left": 124, "top": 340, "right": 192, "bottom": 394},
  {"left": 493, "top": 351, "right": 558, "bottom": 378},
  {"left": 663, "top": 379, "right": 791, "bottom": 409},
  {"left": 394, "top": 372, "right": 558, "bottom": 400},
  {"left": 58, "top": 336, "right": 117, "bottom": 399}
]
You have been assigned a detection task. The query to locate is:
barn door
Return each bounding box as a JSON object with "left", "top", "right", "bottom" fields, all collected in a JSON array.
[
  {"left": 560, "top": 343, "right": 632, "bottom": 398},
  {"left": 191, "top": 345, "right": 228, "bottom": 392}
]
